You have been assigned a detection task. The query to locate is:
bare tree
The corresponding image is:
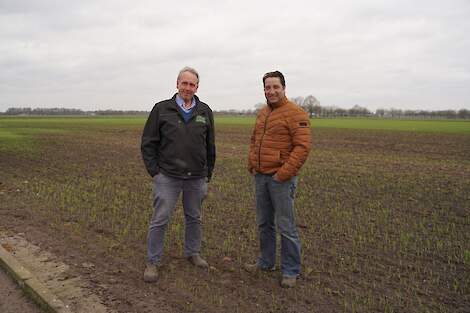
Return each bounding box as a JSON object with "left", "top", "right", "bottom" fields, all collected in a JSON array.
[
  {"left": 290, "top": 96, "right": 304, "bottom": 106},
  {"left": 302, "top": 95, "right": 320, "bottom": 118}
]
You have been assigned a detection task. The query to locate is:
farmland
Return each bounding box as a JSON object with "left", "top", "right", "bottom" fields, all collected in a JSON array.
[{"left": 1, "top": 116, "right": 469, "bottom": 313}]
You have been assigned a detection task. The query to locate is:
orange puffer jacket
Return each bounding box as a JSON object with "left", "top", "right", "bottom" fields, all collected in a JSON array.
[{"left": 248, "top": 97, "right": 312, "bottom": 182}]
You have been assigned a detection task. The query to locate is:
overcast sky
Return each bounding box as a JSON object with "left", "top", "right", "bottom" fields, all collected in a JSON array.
[{"left": 1, "top": 0, "right": 469, "bottom": 112}]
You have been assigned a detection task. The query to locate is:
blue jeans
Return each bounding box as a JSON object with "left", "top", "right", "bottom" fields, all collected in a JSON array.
[
  {"left": 255, "top": 173, "right": 301, "bottom": 277},
  {"left": 147, "top": 173, "right": 206, "bottom": 265}
]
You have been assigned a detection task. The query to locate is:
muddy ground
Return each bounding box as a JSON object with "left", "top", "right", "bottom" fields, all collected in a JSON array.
[{"left": 1, "top": 121, "right": 469, "bottom": 313}]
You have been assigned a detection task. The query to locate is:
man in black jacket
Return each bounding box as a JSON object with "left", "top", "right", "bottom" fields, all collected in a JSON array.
[{"left": 141, "top": 67, "right": 216, "bottom": 283}]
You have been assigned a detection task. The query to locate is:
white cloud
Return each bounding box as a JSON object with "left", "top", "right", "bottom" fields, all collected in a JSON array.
[{"left": 1, "top": 0, "right": 469, "bottom": 112}]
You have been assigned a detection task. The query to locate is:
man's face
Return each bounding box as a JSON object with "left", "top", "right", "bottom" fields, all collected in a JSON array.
[
  {"left": 264, "top": 77, "right": 285, "bottom": 105},
  {"left": 177, "top": 71, "right": 198, "bottom": 102}
]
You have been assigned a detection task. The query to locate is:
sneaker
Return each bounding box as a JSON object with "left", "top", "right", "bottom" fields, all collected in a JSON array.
[
  {"left": 280, "top": 276, "right": 297, "bottom": 288},
  {"left": 143, "top": 263, "right": 159, "bottom": 283},
  {"left": 187, "top": 255, "right": 209, "bottom": 269},
  {"left": 243, "top": 262, "right": 275, "bottom": 273}
]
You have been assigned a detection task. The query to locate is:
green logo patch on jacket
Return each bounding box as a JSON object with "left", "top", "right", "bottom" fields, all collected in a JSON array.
[{"left": 195, "top": 115, "right": 207, "bottom": 124}]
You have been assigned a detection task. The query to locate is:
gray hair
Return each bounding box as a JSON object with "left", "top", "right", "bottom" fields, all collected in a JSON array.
[{"left": 177, "top": 66, "right": 199, "bottom": 83}]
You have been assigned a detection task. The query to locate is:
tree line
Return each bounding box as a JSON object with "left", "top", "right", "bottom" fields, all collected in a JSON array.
[
  {"left": 3, "top": 101, "right": 470, "bottom": 119},
  {"left": 216, "top": 95, "right": 470, "bottom": 119},
  {"left": 290, "top": 95, "right": 470, "bottom": 119}
]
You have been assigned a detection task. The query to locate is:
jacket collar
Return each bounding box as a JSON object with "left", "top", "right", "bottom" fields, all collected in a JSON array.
[{"left": 172, "top": 93, "right": 201, "bottom": 110}]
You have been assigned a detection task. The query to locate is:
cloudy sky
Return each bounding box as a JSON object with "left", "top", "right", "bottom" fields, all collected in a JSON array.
[{"left": 1, "top": 0, "right": 469, "bottom": 112}]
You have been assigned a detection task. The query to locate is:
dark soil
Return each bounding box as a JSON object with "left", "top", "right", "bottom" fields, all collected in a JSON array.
[{"left": 1, "top": 123, "right": 469, "bottom": 313}]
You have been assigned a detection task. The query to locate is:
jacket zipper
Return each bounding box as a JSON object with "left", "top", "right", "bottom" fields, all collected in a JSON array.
[{"left": 258, "top": 110, "right": 271, "bottom": 169}]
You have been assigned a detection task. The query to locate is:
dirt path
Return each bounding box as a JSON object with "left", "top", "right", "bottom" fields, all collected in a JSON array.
[
  {"left": 0, "top": 267, "right": 43, "bottom": 313},
  {"left": 0, "top": 232, "right": 112, "bottom": 313}
]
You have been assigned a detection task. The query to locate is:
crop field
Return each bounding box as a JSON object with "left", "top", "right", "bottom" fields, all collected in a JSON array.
[{"left": 1, "top": 116, "right": 469, "bottom": 313}]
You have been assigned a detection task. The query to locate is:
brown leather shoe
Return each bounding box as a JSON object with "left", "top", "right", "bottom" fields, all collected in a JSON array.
[
  {"left": 143, "top": 263, "right": 159, "bottom": 283},
  {"left": 280, "top": 276, "right": 297, "bottom": 288},
  {"left": 187, "top": 255, "right": 209, "bottom": 268}
]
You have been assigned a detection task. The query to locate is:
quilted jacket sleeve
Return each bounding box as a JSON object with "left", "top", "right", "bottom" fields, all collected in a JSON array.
[{"left": 275, "top": 109, "right": 312, "bottom": 182}]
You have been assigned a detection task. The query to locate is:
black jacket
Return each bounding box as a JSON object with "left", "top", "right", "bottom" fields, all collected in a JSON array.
[{"left": 141, "top": 94, "right": 216, "bottom": 180}]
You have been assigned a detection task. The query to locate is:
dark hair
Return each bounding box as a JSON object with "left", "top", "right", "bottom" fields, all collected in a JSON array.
[{"left": 263, "top": 71, "right": 285, "bottom": 88}]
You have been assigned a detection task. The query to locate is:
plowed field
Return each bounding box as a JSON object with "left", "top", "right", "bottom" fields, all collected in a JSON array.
[{"left": 1, "top": 116, "right": 469, "bottom": 313}]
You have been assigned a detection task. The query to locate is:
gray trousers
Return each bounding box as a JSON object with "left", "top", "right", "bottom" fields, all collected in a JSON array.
[{"left": 147, "top": 173, "right": 206, "bottom": 265}]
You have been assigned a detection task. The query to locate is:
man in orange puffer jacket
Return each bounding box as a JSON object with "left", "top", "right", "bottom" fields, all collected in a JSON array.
[{"left": 246, "top": 71, "right": 312, "bottom": 288}]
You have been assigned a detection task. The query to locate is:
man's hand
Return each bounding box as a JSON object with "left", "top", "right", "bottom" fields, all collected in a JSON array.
[{"left": 272, "top": 173, "right": 281, "bottom": 182}]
